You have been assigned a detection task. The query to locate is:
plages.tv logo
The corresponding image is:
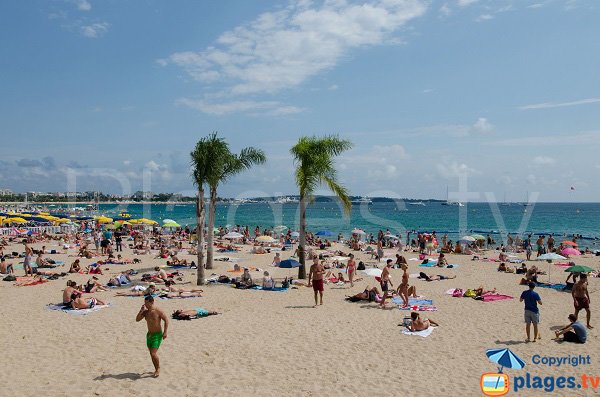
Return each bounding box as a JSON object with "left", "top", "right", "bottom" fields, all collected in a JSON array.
[{"left": 481, "top": 348, "right": 526, "bottom": 396}]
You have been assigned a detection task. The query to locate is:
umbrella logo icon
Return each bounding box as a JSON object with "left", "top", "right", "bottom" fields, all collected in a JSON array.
[{"left": 481, "top": 348, "right": 526, "bottom": 396}]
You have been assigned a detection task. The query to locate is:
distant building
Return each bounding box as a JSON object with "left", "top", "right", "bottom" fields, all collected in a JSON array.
[{"left": 0, "top": 189, "right": 13, "bottom": 196}]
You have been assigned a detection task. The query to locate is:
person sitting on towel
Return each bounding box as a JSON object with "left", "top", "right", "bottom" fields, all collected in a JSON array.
[
  {"left": 70, "top": 293, "right": 107, "bottom": 309},
  {"left": 236, "top": 268, "right": 254, "bottom": 289},
  {"left": 409, "top": 311, "right": 439, "bottom": 331},
  {"left": 436, "top": 253, "right": 449, "bottom": 267},
  {"left": 262, "top": 271, "right": 274, "bottom": 289}
]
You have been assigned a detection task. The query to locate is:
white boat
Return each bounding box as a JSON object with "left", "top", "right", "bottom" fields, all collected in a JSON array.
[
  {"left": 275, "top": 196, "right": 299, "bottom": 204},
  {"left": 441, "top": 186, "right": 464, "bottom": 206},
  {"left": 351, "top": 197, "right": 373, "bottom": 205},
  {"left": 409, "top": 201, "right": 426, "bottom": 206}
]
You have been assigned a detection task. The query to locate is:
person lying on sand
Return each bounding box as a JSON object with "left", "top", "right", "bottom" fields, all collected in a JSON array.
[
  {"left": 108, "top": 271, "right": 133, "bottom": 287},
  {"left": 409, "top": 311, "right": 439, "bottom": 332},
  {"left": 345, "top": 286, "right": 381, "bottom": 302},
  {"left": 474, "top": 286, "right": 496, "bottom": 297},
  {"left": 116, "top": 284, "right": 157, "bottom": 296},
  {"left": 164, "top": 280, "right": 203, "bottom": 295},
  {"left": 172, "top": 308, "right": 219, "bottom": 320},
  {"left": 70, "top": 294, "right": 107, "bottom": 309},
  {"left": 84, "top": 276, "right": 108, "bottom": 293},
  {"left": 418, "top": 272, "right": 456, "bottom": 282}
]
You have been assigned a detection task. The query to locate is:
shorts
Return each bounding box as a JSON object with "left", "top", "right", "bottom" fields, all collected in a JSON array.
[
  {"left": 195, "top": 308, "right": 209, "bottom": 317},
  {"left": 381, "top": 281, "right": 389, "bottom": 292},
  {"left": 312, "top": 279, "right": 324, "bottom": 292},
  {"left": 146, "top": 332, "right": 163, "bottom": 349},
  {"left": 524, "top": 310, "right": 540, "bottom": 324},
  {"left": 575, "top": 297, "right": 590, "bottom": 310}
]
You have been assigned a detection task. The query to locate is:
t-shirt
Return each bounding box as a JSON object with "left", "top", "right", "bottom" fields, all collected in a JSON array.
[
  {"left": 520, "top": 289, "right": 541, "bottom": 313},
  {"left": 571, "top": 321, "right": 587, "bottom": 343}
]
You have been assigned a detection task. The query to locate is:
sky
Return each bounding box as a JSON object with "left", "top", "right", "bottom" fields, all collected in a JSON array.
[{"left": 1, "top": 0, "right": 599, "bottom": 202}]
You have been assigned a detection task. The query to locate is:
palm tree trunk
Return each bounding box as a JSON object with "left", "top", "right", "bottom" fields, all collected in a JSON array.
[
  {"left": 196, "top": 189, "right": 206, "bottom": 285},
  {"left": 298, "top": 192, "right": 307, "bottom": 279},
  {"left": 206, "top": 187, "right": 217, "bottom": 270}
]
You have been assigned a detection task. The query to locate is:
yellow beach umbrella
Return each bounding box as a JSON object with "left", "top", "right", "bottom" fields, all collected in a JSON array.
[{"left": 4, "top": 217, "right": 28, "bottom": 223}]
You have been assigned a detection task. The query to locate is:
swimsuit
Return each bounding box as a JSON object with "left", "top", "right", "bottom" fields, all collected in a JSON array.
[
  {"left": 146, "top": 332, "right": 163, "bottom": 349},
  {"left": 88, "top": 298, "right": 97, "bottom": 308},
  {"left": 575, "top": 297, "right": 590, "bottom": 310},
  {"left": 312, "top": 279, "right": 324, "bottom": 292},
  {"left": 195, "top": 308, "right": 209, "bottom": 317},
  {"left": 381, "top": 280, "right": 389, "bottom": 292}
]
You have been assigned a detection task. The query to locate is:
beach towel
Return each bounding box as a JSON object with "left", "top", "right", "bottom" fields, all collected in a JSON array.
[
  {"left": 398, "top": 305, "right": 438, "bottom": 312},
  {"left": 536, "top": 283, "right": 567, "bottom": 290},
  {"left": 481, "top": 294, "right": 513, "bottom": 302},
  {"left": 251, "top": 286, "right": 289, "bottom": 292},
  {"left": 446, "top": 288, "right": 460, "bottom": 295},
  {"left": 508, "top": 259, "right": 524, "bottom": 264},
  {"left": 159, "top": 295, "right": 200, "bottom": 299},
  {"left": 419, "top": 262, "right": 437, "bottom": 267},
  {"left": 554, "top": 263, "right": 572, "bottom": 268},
  {"left": 47, "top": 303, "right": 111, "bottom": 315},
  {"left": 402, "top": 327, "right": 435, "bottom": 337},
  {"left": 392, "top": 297, "right": 433, "bottom": 305}
]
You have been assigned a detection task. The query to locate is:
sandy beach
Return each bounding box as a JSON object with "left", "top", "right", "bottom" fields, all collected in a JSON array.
[{"left": 1, "top": 237, "right": 598, "bottom": 397}]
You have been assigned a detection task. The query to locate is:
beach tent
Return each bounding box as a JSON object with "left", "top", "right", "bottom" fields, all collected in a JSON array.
[{"left": 278, "top": 259, "right": 300, "bottom": 268}]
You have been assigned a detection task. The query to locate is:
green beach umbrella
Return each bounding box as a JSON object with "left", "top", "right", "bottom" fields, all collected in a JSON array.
[
  {"left": 471, "top": 234, "right": 486, "bottom": 240},
  {"left": 163, "top": 221, "right": 180, "bottom": 228},
  {"left": 564, "top": 265, "right": 594, "bottom": 273}
]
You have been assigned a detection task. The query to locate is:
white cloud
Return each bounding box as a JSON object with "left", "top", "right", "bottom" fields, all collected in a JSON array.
[
  {"left": 436, "top": 161, "right": 479, "bottom": 179},
  {"left": 532, "top": 156, "right": 555, "bottom": 165},
  {"left": 439, "top": 3, "right": 452, "bottom": 16},
  {"left": 160, "top": 0, "right": 427, "bottom": 114},
  {"left": 457, "top": 0, "right": 478, "bottom": 7},
  {"left": 145, "top": 160, "right": 160, "bottom": 172},
  {"left": 74, "top": 0, "right": 91, "bottom": 11},
  {"left": 175, "top": 98, "right": 304, "bottom": 116},
  {"left": 488, "top": 130, "right": 600, "bottom": 146},
  {"left": 519, "top": 97, "right": 600, "bottom": 110},
  {"left": 80, "top": 22, "right": 109, "bottom": 38},
  {"left": 476, "top": 13, "right": 494, "bottom": 22},
  {"left": 123, "top": 160, "right": 131, "bottom": 166},
  {"left": 472, "top": 117, "right": 493, "bottom": 134},
  {"left": 527, "top": 3, "right": 544, "bottom": 9}
]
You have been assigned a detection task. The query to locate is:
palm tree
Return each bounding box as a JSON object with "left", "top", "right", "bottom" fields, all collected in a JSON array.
[
  {"left": 190, "top": 134, "right": 224, "bottom": 285},
  {"left": 291, "top": 135, "right": 353, "bottom": 279},
  {"left": 206, "top": 144, "right": 266, "bottom": 270}
]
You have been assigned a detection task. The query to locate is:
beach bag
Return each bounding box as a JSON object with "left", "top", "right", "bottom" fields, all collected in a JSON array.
[
  {"left": 3, "top": 275, "right": 16, "bottom": 282},
  {"left": 452, "top": 288, "right": 464, "bottom": 297},
  {"left": 464, "top": 289, "right": 477, "bottom": 298},
  {"left": 357, "top": 261, "right": 365, "bottom": 270},
  {"left": 282, "top": 278, "right": 290, "bottom": 288}
]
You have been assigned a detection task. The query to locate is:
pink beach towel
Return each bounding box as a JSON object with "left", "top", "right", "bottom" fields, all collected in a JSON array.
[{"left": 481, "top": 294, "right": 513, "bottom": 302}]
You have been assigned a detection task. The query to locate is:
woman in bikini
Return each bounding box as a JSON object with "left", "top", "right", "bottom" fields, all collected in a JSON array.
[
  {"left": 397, "top": 264, "right": 417, "bottom": 307},
  {"left": 409, "top": 311, "right": 439, "bottom": 331},
  {"left": 347, "top": 254, "right": 356, "bottom": 287}
]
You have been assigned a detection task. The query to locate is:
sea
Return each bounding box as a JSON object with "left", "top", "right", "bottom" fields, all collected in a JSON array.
[{"left": 49, "top": 201, "right": 600, "bottom": 246}]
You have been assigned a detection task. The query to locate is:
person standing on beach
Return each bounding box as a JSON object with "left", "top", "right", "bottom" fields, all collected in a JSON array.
[
  {"left": 573, "top": 274, "right": 593, "bottom": 329},
  {"left": 308, "top": 256, "right": 324, "bottom": 306},
  {"left": 136, "top": 295, "right": 169, "bottom": 377},
  {"left": 347, "top": 254, "right": 356, "bottom": 287},
  {"left": 379, "top": 259, "right": 394, "bottom": 307},
  {"left": 520, "top": 282, "right": 542, "bottom": 342}
]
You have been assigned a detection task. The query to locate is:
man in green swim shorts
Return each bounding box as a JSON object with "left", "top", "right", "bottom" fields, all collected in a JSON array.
[{"left": 136, "top": 295, "right": 169, "bottom": 377}]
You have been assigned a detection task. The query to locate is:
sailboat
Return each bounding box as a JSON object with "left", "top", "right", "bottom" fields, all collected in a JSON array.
[
  {"left": 500, "top": 192, "right": 511, "bottom": 206},
  {"left": 441, "top": 186, "right": 464, "bottom": 206}
]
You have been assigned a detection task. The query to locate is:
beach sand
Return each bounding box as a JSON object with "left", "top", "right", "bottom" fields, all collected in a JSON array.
[{"left": 1, "top": 240, "right": 598, "bottom": 396}]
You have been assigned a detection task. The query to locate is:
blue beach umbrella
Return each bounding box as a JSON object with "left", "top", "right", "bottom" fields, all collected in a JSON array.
[
  {"left": 486, "top": 348, "right": 525, "bottom": 373},
  {"left": 315, "top": 230, "right": 334, "bottom": 236},
  {"left": 278, "top": 259, "right": 301, "bottom": 268}
]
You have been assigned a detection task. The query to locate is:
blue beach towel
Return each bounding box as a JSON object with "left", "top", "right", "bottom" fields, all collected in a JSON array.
[
  {"left": 392, "top": 297, "right": 433, "bottom": 305},
  {"left": 536, "top": 283, "right": 567, "bottom": 290},
  {"left": 251, "top": 286, "right": 289, "bottom": 292}
]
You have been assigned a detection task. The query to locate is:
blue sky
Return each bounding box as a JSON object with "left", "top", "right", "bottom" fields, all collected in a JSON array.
[{"left": 1, "top": 0, "right": 599, "bottom": 201}]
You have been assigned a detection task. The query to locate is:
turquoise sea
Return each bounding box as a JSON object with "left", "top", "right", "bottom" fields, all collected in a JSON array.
[{"left": 52, "top": 201, "right": 600, "bottom": 245}]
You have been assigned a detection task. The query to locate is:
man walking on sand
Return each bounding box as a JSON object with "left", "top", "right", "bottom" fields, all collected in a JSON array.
[
  {"left": 136, "top": 295, "right": 169, "bottom": 377},
  {"left": 573, "top": 273, "right": 593, "bottom": 329},
  {"left": 308, "top": 256, "right": 324, "bottom": 307},
  {"left": 520, "top": 282, "right": 542, "bottom": 342}
]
